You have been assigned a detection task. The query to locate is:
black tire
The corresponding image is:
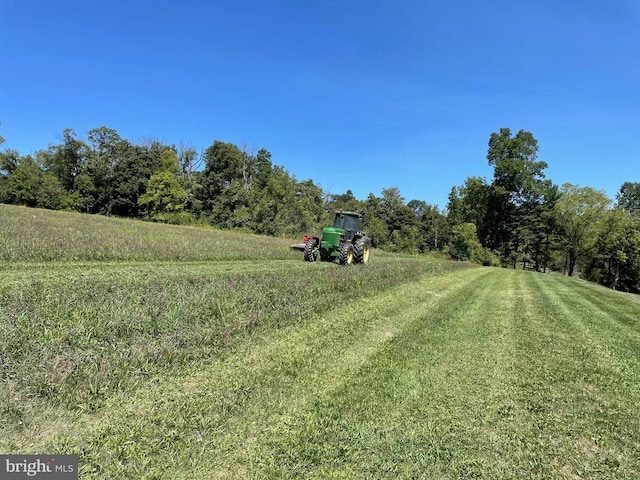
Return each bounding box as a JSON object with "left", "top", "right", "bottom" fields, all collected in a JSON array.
[
  {"left": 354, "top": 236, "right": 371, "bottom": 264},
  {"left": 339, "top": 242, "right": 354, "bottom": 266},
  {"left": 303, "top": 239, "right": 317, "bottom": 262}
]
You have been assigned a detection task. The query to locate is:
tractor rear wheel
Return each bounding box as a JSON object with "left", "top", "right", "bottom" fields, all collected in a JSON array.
[
  {"left": 354, "top": 237, "right": 371, "bottom": 264},
  {"left": 339, "top": 242, "right": 354, "bottom": 266},
  {"left": 303, "top": 239, "right": 317, "bottom": 262}
]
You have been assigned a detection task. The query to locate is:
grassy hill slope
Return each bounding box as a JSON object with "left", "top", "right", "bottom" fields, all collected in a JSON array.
[
  {"left": 1, "top": 205, "right": 639, "bottom": 479},
  {"left": 0, "top": 204, "right": 298, "bottom": 262}
]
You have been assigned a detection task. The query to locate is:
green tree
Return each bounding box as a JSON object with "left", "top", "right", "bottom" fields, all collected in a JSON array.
[
  {"left": 586, "top": 208, "right": 640, "bottom": 291},
  {"left": 72, "top": 174, "right": 97, "bottom": 213},
  {"left": 555, "top": 183, "right": 611, "bottom": 277},
  {"left": 0, "top": 149, "right": 20, "bottom": 203},
  {"left": 616, "top": 182, "right": 640, "bottom": 216},
  {"left": 205, "top": 146, "right": 282, "bottom": 231},
  {"left": 199, "top": 141, "right": 244, "bottom": 213},
  {"left": 380, "top": 187, "right": 414, "bottom": 233},
  {"left": 390, "top": 225, "right": 420, "bottom": 254},
  {"left": 363, "top": 193, "right": 388, "bottom": 248},
  {"left": 411, "top": 201, "right": 449, "bottom": 251},
  {"left": 292, "top": 179, "right": 326, "bottom": 234},
  {"left": 0, "top": 149, "right": 20, "bottom": 177},
  {"left": 251, "top": 165, "right": 296, "bottom": 236},
  {"left": 106, "top": 143, "right": 166, "bottom": 217},
  {"left": 38, "top": 173, "right": 67, "bottom": 209},
  {"left": 210, "top": 178, "right": 253, "bottom": 229},
  {"left": 328, "top": 189, "right": 364, "bottom": 212},
  {"left": 85, "top": 127, "right": 130, "bottom": 213},
  {"left": 251, "top": 149, "right": 274, "bottom": 190},
  {"left": 138, "top": 149, "right": 188, "bottom": 221},
  {"left": 444, "top": 223, "right": 484, "bottom": 262},
  {"left": 485, "top": 129, "right": 551, "bottom": 258},
  {"left": 446, "top": 128, "right": 557, "bottom": 269},
  {"left": 139, "top": 171, "right": 189, "bottom": 219},
  {"left": 5, "top": 156, "right": 44, "bottom": 207},
  {"left": 446, "top": 177, "right": 490, "bottom": 229},
  {"left": 42, "top": 129, "right": 90, "bottom": 192}
]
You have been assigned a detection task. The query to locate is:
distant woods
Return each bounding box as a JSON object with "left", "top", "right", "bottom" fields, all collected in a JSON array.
[{"left": 1, "top": 125, "right": 639, "bottom": 292}]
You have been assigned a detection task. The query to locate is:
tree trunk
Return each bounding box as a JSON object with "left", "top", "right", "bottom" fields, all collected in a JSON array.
[{"left": 568, "top": 249, "right": 576, "bottom": 277}]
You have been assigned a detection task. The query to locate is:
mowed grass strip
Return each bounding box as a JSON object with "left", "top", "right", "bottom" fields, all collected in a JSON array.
[
  {"left": 0, "top": 256, "right": 465, "bottom": 448},
  {"left": 21, "top": 265, "right": 488, "bottom": 479},
  {"left": 5, "top": 266, "right": 637, "bottom": 479},
  {"left": 232, "top": 269, "right": 639, "bottom": 480}
]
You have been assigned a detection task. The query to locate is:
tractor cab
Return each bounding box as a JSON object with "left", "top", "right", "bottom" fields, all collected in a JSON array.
[{"left": 333, "top": 211, "right": 364, "bottom": 242}]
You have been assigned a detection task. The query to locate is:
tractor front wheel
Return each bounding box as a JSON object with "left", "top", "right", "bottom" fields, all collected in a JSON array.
[
  {"left": 303, "top": 239, "right": 318, "bottom": 262},
  {"left": 339, "top": 242, "right": 354, "bottom": 266},
  {"left": 354, "top": 237, "right": 371, "bottom": 264}
]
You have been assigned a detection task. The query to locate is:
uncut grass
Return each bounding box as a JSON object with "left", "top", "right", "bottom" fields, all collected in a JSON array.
[{"left": 0, "top": 204, "right": 298, "bottom": 262}]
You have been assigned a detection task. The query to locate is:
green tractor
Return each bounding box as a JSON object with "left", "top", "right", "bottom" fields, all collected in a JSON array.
[{"left": 303, "top": 210, "right": 371, "bottom": 265}]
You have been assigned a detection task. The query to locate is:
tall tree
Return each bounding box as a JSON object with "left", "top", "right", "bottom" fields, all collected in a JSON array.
[
  {"left": 251, "top": 165, "right": 298, "bottom": 236},
  {"left": 485, "top": 128, "right": 555, "bottom": 267},
  {"left": 0, "top": 149, "right": 20, "bottom": 177},
  {"left": 106, "top": 143, "right": 165, "bottom": 217},
  {"left": 4, "top": 156, "right": 45, "bottom": 207},
  {"left": 411, "top": 202, "right": 449, "bottom": 251},
  {"left": 138, "top": 149, "right": 188, "bottom": 220},
  {"left": 445, "top": 223, "right": 484, "bottom": 262},
  {"left": 43, "top": 129, "right": 90, "bottom": 192},
  {"left": 555, "top": 183, "right": 611, "bottom": 277},
  {"left": 616, "top": 182, "right": 640, "bottom": 216},
  {"left": 446, "top": 177, "right": 490, "bottom": 238},
  {"left": 85, "top": 127, "right": 130, "bottom": 213},
  {"left": 199, "top": 141, "right": 244, "bottom": 213},
  {"left": 586, "top": 208, "right": 640, "bottom": 292},
  {"left": 363, "top": 193, "right": 389, "bottom": 248},
  {"left": 328, "top": 189, "right": 364, "bottom": 212}
]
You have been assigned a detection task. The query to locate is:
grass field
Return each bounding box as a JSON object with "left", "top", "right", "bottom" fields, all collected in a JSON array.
[{"left": 1, "top": 204, "right": 639, "bottom": 479}]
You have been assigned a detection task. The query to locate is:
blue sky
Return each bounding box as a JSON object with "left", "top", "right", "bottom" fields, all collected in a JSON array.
[{"left": 1, "top": 0, "right": 638, "bottom": 209}]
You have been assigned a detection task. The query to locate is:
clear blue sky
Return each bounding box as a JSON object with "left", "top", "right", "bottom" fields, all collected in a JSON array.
[{"left": 1, "top": 0, "right": 638, "bottom": 209}]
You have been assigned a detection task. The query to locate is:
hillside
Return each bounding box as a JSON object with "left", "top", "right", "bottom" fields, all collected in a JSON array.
[{"left": 1, "top": 205, "right": 639, "bottom": 479}]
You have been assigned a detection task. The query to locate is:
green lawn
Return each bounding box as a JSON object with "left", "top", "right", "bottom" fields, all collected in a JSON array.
[{"left": 1, "top": 205, "right": 639, "bottom": 479}]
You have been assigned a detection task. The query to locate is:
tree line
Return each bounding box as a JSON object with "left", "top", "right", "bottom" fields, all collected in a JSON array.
[
  {"left": 1, "top": 124, "right": 638, "bottom": 292},
  {"left": 447, "top": 128, "right": 640, "bottom": 293}
]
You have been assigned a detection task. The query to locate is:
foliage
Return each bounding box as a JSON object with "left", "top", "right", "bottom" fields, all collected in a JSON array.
[
  {"left": 484, "top": 128, "right": 558, "bottom": 269},
  {"left": 0, "top": 124, "right": 444, "bottom": 255},
  {"left": 4, "top": 156, "right": 44, "bottom": 207},
  {"left": 616, "top": 181, "right": 640, "bottom": 216},
  {"left": 585, "top": 208, "right": 640, "bottom": 292},
  {"left": 2, "top": 122, "right": 640, "bottom": 291},
  {"left": 138, "top": 149, "right": 188, "bottom": 219},
  {"left": 554, "top": 183, "right": 611, "bottom": 277},
  {"left": 444, "top": 222, "right": 484, "bottom": 262}
]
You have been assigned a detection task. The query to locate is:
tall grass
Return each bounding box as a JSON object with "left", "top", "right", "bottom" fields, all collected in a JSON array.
[{"left": 0, "top": 204, "right": 297, "bottom": 261}]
